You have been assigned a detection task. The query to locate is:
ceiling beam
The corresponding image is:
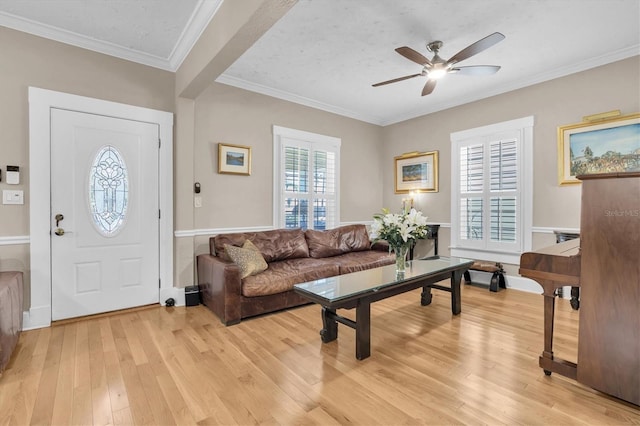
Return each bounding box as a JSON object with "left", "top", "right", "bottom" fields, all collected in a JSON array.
[{"left": 176, "top": 0, "right": 297, "bottom": 99}]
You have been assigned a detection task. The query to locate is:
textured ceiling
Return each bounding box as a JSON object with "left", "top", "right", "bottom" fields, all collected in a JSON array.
[
  {"left": 0, "top": 0, "right": 220, "bottom": 69},
  {"left": 219, "top": 0, "right": 640, "bottom": 124},
  {"left": 1, "top": 0, "right": 638, "bottom": 125}
]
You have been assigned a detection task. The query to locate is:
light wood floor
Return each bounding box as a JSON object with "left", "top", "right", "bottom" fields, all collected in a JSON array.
[{"left": 1, "top": 284, "right": 639, "bottom": 425}]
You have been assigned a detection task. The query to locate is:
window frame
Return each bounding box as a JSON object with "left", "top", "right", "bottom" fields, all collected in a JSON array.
[
  {"left": 273, "top": 125, "right": 341, "bottom": 230},
  {"left": 450, "top": 116, "right": 534, "bottom": 265}
]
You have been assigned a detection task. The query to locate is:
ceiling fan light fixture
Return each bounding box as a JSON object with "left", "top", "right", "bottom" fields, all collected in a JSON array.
[
  {"left": 373, "top": 32, "right": 505, "bottom": 95},
  {"left": 428, "top": 68, "right": 448, "bottom": 80}
]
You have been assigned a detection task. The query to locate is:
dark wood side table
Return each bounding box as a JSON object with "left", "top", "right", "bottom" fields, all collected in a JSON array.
[{"left": 409, "top": 224, "right": 440, "bottom": 260}]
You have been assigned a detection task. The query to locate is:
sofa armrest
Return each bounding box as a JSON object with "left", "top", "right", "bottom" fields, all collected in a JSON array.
[
  {"left": 371, "top": 240, "right": 390, "bottom": 252},
  {"left": 196, "top": 254, "right": 242, "bottom": 325}
]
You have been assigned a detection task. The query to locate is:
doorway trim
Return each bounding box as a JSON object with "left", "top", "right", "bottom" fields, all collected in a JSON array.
[{"left": 28, "top": 87, "right": 174, "bottom": 329}]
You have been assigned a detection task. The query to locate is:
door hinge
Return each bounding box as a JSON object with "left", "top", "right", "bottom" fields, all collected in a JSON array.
[
  {"left": 158, "top": 138, "right": 161, "bottom": 148},
  {"left": 159, "top": 278, "right": 161, "bottom": 288},
  {"left": 159, "top": 209, "right": 161, "bottom": 219}
]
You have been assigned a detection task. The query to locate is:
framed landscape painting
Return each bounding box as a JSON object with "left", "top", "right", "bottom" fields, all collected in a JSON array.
[
  {"left": 394, "top": 150, "right": 439, "bottom": 193},
  {"left": 558, "top": 112, "right": 640, "bottom": 185},
  {"left": 218, "top": 143, "right": 251, "bottom": 175}
]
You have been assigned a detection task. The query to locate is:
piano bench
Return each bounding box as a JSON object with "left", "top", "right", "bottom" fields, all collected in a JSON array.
[{"left": 464, "top": 262, "right": 506, "bottom": 292}]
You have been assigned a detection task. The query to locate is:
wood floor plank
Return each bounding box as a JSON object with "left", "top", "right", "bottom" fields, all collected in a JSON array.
[
  {"left": 110, "top": 317, "right": 156, "bottom": 425},
  {"left": 0, "top": 380, "right": 19, "bottom": 426},
  {"left": 71, "top": 321, "right": 93, "bottom": 426},
  {"left": 166, "top": 344, "right": 238, "bottom": 424},
  {"left": 104, "top": 348, "right": 130, "bottom": 414},
  {"left": 50, "top": 323, "right": 76, "bottom": 425},
  {"left": 29, "top": 326, "right": 64, "bottom": 425},
  {"left": 112, "top": 406, "right": 134, "bottom": 426},
  {"left": 88, "top": 320, "right": 114, "bottom": 426},
  {"left": 2, "top": 285, "right": 639, "bottom": 425}
]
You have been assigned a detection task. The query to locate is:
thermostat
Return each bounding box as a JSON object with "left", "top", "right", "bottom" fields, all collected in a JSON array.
[{"left": 6, "top": 165, "right": 19, "bottom": 185}]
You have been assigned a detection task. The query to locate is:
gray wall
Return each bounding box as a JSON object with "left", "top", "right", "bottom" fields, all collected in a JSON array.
[
  {"left": 190, "top": 82, "right": 385, "bottom": 256},
  {"left": 381, "top": 56, "right": 640, "bottom": 260},
  {"left": 0, "top": 27, "right": 175, "bottom": 306},
  {"left": 1, "top": 21, "right": 638, "bottom": 310}
]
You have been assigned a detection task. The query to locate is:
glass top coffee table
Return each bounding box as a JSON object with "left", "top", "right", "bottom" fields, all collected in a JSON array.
[{"left": 294, "top": 256, "right": 473, "bottom": 360}]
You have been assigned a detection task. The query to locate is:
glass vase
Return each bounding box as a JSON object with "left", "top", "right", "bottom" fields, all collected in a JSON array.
[{"left": 394, "top": 245, "right": 409, "bottom": 273}]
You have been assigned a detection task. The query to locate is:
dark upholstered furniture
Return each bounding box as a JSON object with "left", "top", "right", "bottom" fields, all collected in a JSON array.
[
  {"left": 0, "top": 271, "right": 23, "bottom": 374},
  {"left": 197, "top": 224, "right": 394, "bottom": 325}
]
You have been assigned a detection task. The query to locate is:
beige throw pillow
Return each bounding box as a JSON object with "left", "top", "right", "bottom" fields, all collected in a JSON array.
[{"left": 224, "top": 240, "right": 268, "bottom": 279}]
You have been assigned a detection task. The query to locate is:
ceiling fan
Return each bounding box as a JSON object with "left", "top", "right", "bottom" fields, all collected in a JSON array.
[{"left": 372, "top": 32, "right": 505, "bottom": 96}]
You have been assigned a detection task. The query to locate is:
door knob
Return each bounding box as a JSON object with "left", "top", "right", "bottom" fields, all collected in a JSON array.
[
  {"left": 54, "top": 228, "right": 65, "bottom": 236},
  {"left": 55, "top": 214, "right": 64, "bottom": 227}
]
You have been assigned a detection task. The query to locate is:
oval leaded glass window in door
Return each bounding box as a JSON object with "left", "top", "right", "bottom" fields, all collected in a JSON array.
[{"left": 89, "top": 145, "right": 128, "bottom": 236}]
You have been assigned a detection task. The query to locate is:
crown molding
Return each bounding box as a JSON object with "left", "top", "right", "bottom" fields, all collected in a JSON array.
[
  {"left": 381, "top": 45, "right": 640, "bottom": 126},
  {"left": 0, "top": 0, "right": 221, "bottom": 72},
  {"left": 0, "top": 11, "right": 172, "bottom": 70},
  {"left": 215, "top": 74, "right": 386, "bottom": 126},
  {"left": 168, "top": 0, "right": 222, "bottom": 71}
]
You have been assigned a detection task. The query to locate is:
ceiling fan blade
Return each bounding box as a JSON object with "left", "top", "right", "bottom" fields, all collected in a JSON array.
[
  {"left": 447, "top": 32, "right": 505, "bottom": 65},
  {"left": 421, "top": 79, "right": 437, "bottom": 96},
  {"left": 451, "top": 65, "right": 501, "bottom": 76},
  {"left": 372, "top": 73, "right": 422, "bottom": 87},
  {"left": 395, "top": 46, "right": 432, "bottom": 67}
]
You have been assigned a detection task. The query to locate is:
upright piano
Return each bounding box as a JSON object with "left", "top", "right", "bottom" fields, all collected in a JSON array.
[{"left": 520, "top": 172, "right": 639, "bottom": 406}]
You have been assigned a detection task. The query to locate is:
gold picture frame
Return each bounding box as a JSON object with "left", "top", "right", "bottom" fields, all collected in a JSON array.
[
  {"left": 218, "top": 143, "right": 251, "bottom": 175},
  {"left": 557, "top": 111, "right": 640, "bottom": 185},
  {"left": 394, "top": 150, "right": 439, "bottom": 193}
]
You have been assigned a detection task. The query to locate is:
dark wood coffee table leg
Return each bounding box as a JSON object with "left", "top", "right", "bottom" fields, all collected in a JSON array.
[
  {"left": 421, "top": 286, "right": 433, "bottom": 305},
  {"left": 355, "top": 300, "right": 371, "bottom": 360},
  {"left": 451, "top": 270, "right": 463, "bottom": 315},
  {"left": 320, "top": 307, "right": 338, "bottom": 343}
]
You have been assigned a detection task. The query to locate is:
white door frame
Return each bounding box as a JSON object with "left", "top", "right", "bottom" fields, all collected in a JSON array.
[{"left": 28, "top": 87, "right": 174, "bottom": 329}]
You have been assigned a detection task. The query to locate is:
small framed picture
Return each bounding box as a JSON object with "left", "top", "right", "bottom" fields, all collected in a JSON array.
[
  {"left": 394, "top": 150, "right": 439, "bottom": 193},
  {"left": 218, "top": 143, "right": 251, "bottom": 175}
]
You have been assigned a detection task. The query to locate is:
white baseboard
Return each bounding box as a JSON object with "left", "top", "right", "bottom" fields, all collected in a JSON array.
[
  {"left": 160, "top": 286, "right": 186, "bottom": 306},
  {"left": 22, "top": 289, "right": 187, "bottom": 330},
  {"left": 22, "top": 305, "right": 51, "bottom": 330},
  {"left": 466, "top": 270, "right": 542, "bottom": 294}
]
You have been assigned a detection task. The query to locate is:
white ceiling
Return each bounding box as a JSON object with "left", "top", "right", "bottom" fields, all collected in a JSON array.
[{"left": 1, "top": 0, "right": 639, "bottom": 125}]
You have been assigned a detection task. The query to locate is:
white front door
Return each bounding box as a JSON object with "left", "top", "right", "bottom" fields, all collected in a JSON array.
[{"left": 50, "top": 109, "right": 160, "bottom": 320}]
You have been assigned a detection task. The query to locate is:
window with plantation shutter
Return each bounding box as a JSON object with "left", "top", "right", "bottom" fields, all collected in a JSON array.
[
  {"left": 451, "top": 117, "right": 534, "bottom": 264},
  {"left": 274, "top": 126, "right": 340, "bottom": 230}
]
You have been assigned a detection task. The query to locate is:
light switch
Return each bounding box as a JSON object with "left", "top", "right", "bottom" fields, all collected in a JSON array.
[
  {"left": 3, "top": 190, "right": 24, "bottom": 205},
  {"left": 194, "top": 196, "right": 202, "bottom": 208}
]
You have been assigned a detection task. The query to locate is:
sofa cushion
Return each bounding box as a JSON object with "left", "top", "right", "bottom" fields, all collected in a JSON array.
[
  {"left": 214, "top": 229, "right": 309, "bottom": 263},
  {"left": 331, "top": 250, "right": 395, "bottom": 274},
  {"left": 305, "top": 224, "right": 372, "bottom": 258},
  {"left": 224, "top": 240, "right": 268, "bottom": 279},
  {"left": 242, "top": 257, "right": 339, "bottom": 297}
]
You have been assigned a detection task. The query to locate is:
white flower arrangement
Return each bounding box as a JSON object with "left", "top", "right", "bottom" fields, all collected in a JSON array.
[{"left": 370, "top": 208, "right": 429, "bottom": 249}]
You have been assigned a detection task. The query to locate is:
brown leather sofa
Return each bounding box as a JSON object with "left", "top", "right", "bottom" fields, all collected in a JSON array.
[
  {"left": 197, "top": 224, "right": 394, "bottom": 325},
  {"left": 0, "top": 271, "right": 23, "bottom": 374}
]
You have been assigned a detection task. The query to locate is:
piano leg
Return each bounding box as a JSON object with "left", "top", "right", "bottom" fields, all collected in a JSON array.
[
  {"left": 541, "top": 292, "right": 556, "bottom": 376},
  {"left": 570, "top": 286, "right": 580, "bottom": 310},
  {"left": 536, "top": 282, "right": 578, "bottom": 380}
]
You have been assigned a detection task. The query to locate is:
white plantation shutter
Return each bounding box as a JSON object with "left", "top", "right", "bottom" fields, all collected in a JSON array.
[
  {"left": 274, "top": 126, "right": 340, "bottom": 230},
  {"left": 490, "top": 139, "right": 518, "bottom": 245},
  {"left": 313, "top": 150, "right": 337, "bottom": 229},
  {"left": 459, "top": 144, "right": 484, "bottom": 244},
  {"left": 283, "top": 145, "right": 310, "bottom": 229},
  {"left": 451, "top": 117, "right": 533, "bottom": 263}
]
